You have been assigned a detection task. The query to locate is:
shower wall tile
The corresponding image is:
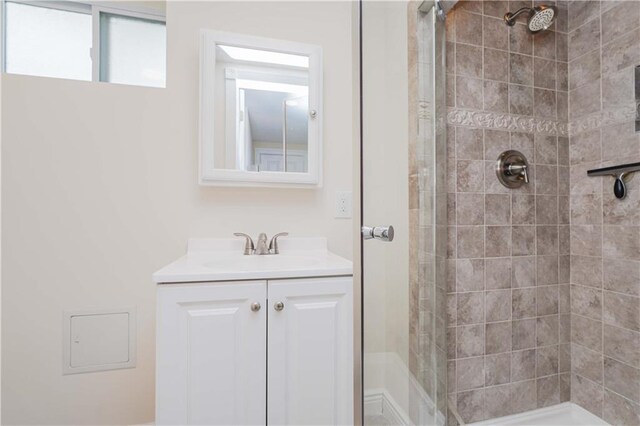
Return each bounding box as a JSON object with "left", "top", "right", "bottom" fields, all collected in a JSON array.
[
  {"left": 457, "top": 389, "right": 485, "bottom": 423},
  {"left": 483, "top": 1, "right": 508, "bottom": 18},
  {"left": 510, "top": 22, "right": 534, "bottom": 54},
  {"left": 568, "top": 5, "right": 640, "bottom": 406},
  {"left": 512, "top": 226, "right": 535, "bottom": 255},
  {"left": 570, "top": 255, "right": 602, "bottom": 288},
  {"left": 457, "top": 193, "right": 485, "bottom": 224},
  {"left": 510, "top": 53, "right": 534, "bottom": 85},
  {"left": 486, "top": 289, "right": 512, "bottom": 321},
  {"left": 571, "top": 343, "right": 603, "bottom": 384},
  {"left": 604, "top": 357, "right": 640, "bottom": 403},
  {"left": 603, "top": 324, "right": 640, "bottom": 369},
  {"left": 483, "top": 81, "right": 509, "bottom": 113},
  {"left": 485, "top": 352, "right": 511, "bottom": 385},
  {"left": 533, "top": 88, "right": 557, "bottom": 119},
  {"left": 484, "top": 48, "right": 509, "bottom": 82},
  {"left": 567, "top": 0, "right": 600, "bottom": 32},
  {"left": 601, "top": 122, "right": 640, "bottom": 163},
  {"left": 513, "top": 318, "right": 537, "bottom": 349},
  {"left": 568, "top": 49, "right": 600, "bottom": 90},
  {"left": 569, "top": 79, "right": 601, "bottom": 119},
  {"left": 485, "top": 194, "right": 511, "bottom": 224},
  {"left": 457, "top": 356, "right": 485, "bottom": 391},
  {"left": 571, "top": 314, "right": 602, "bottom": 351},
  {"left": 601, "top": 1, "right": 640, "bottom": 44},
  {"left": 557, "top": 30, "right": 568, "bottom": 61},
  {"left": 456, "top": 44, "right": 483, "bottom": 78},
  {"left": 446, "top": 2, "right": 569, "bottom": 421},
  {"left": 537, "top": 375, "right": 561, "bottom": 407},
  {"left": 569, "top": 22, "right": 599, "bottom": 62},
  {"left": 602, "top": 225, "right": 640, "bottom": 260},
  {"left": 509, "top": 84, "right": 535, "bottom": 115},
  {"left": 603, "top": 389, "right": 640, "bottom": 426},
  {"left": 457, "top": 324, "right": 485, "bottom": 358},
  {"left": 456, "top": 76, "right": 484, "bottom": 109},
  {"left": 601, "top": 68, "right": 634, "bottom": 110},
  {"left": 603, "top": 258, "right": 640, "bottom": 296},
  {"left": 457, "top": 0, "right": 483, "bottom": 13},
  {"left": 601, "top": 28, "right": 640, "bottom": 74},
  {"left": 484, "top": 17, "right": 509, "bottom": 50},
  {"left": 570, "top": 284, "right": 602, "bottom": 320},
  {"left": 534, "top": 29, "right": 556, "bottom": 59},
  {"left": 457, "top": 292, "right": 485, "bottom": 325},
  {"left": 603, "top": 291, "right": 640, "bottom": 331},
  {"left": 536, "top": 344, "right": 559, "bottom": 376},
  {"left": 511, "top": 257, "right": 534, "bottom": 287},
  {"left": 572, "top": 373, "right": 604, "bottom": 418},
  {"left": 456, "top": 11, "right": 484, "bottom": 45}
]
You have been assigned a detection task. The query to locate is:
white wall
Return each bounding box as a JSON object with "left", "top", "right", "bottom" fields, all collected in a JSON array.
[{"left": 1, "top": 2, "right": 354, "bottom": 424}]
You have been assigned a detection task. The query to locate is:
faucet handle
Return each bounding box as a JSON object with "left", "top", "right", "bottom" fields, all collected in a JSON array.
[
  {"left": 269, "top": 232, "right": 289, "bottom": 254},
  {"left": 234, "top": 233, "right": 255, "bottom": 255}
]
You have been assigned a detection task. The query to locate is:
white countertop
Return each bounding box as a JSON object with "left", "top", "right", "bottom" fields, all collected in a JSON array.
[{"left": 153, "top": 237, "right": 353, "bottom": 284}]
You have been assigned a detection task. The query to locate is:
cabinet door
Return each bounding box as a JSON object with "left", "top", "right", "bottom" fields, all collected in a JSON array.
[
  {"left": 267, "top": 277, "right": 353, "bottom": 425},
  {"left": 156, "top": 281, "right": 266, "bottom": 425}
]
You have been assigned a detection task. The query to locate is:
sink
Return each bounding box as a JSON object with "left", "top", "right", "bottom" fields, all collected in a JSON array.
[
  {"left": 203, "top": 254, "right": 323, "bottom": 271},
  {"left": 153, "top": 238, "right": 353, "bottom": 283}
]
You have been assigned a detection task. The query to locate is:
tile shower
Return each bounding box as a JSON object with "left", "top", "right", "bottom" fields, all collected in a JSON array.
[{"left": 435, "top": 0, "right": 640, "bottom": 424}]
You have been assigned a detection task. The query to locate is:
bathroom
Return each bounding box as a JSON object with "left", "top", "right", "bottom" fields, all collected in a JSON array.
[{"left": 1, "top": 0, "right": 639, "bottom": 425}]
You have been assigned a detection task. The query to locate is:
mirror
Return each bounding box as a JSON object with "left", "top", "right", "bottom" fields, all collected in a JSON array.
[{"left": 200, "top": 31, "right": 322, "bottom": 187}]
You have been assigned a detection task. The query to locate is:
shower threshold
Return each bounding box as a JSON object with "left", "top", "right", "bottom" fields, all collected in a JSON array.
[{"left": 468, "top": 402, "right": 610, "bottom": 426}]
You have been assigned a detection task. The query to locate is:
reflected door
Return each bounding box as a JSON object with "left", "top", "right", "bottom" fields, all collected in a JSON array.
[{"left": 361, "top": 1, "right": 447, "bottom": 425}]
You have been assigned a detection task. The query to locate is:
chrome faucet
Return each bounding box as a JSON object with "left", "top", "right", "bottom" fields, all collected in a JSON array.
[
  {"left": 233, "top": 232, "right": 289, "bottom": 255},
  {"left": 269, "top": 232, "right": 288, "bottom": 254},
  {"left": 233, "top": 233, "right": 255, "bottom": 255},
  {"left": 255, "top": 233, "right": 269, "bottom": 255}
]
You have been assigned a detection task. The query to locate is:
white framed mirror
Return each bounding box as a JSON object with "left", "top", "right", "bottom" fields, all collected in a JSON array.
[{"left": 199, "top": 30, "right": 323, "bottom": 187}]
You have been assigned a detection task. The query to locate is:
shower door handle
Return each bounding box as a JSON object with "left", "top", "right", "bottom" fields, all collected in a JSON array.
[{"left": 362, "top": 225, "right": 395, "bottom": 242}]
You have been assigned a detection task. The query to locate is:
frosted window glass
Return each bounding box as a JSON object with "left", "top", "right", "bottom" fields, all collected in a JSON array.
[
  {"left": 5, "top": 2, "right": 92, "bottom": 81},
  {"left": 100, "top": 13, "right": 166, "bottom": 88}
]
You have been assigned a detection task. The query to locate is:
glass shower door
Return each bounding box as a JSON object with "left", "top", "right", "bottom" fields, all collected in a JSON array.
[{"left": 361, "top": 1, "right": 447, "bottom": 425}]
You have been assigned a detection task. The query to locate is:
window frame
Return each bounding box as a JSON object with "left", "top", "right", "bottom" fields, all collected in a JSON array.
[{"left": 0, "top": 0, "right": 166, "bottom": 85}]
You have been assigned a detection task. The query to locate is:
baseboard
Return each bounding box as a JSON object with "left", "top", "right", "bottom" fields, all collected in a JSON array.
[{"left": 364, "top": 389, "right": 411, "bottom": 425}]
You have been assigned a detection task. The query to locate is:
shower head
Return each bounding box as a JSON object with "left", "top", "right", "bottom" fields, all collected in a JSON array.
[{"left": 504, "top": 4, "right": 558, "bottom": 33}]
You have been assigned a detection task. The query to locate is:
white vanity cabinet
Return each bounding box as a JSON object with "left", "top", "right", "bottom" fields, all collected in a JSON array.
[
  {"left": 267, "top": 277, "right": 353, "bottom": 425},
  {"left": 156, "top": 275, "right": 353, "bottom": 425},
  {"left": 156, "top": 280, "right": 267, "bottom": 425}
]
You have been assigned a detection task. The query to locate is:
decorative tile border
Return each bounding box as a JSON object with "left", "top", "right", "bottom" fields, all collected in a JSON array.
[
  {"left": 446, "top": 107, "right": 569, "bottom": 136},
  {"left": 444, "top": 104, "right": 638, "bottom": 137},
  {"left": 569, "top": 103, "right": 637, "bottom": 136}
]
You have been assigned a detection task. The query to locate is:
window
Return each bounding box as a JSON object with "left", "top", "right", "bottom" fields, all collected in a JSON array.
[
  {"left": 5, "top": 2, "right": 92, "bottom": 80},
  {"left": 100, "top": 13, "right": 166, "bottom": 88},
  {"left": 2, "top": 1, "right": 166, "bottom": 88}
]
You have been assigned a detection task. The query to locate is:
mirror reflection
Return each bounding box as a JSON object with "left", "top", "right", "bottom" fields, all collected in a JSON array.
[{"left": 215, "top": 44, "right": 310, "bottom": 173}]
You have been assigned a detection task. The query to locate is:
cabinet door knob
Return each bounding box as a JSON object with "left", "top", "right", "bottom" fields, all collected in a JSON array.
[
  {"left": 251, "top": 302, "right": 261, "bottom": 312},
  {"left": 274, "top": 301, "right": 284, "bottom": 311}
]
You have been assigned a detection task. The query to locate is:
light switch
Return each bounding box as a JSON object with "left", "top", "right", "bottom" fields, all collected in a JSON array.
[{"left": 63, "top": 308, "right": 136, "bottom": 374}]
